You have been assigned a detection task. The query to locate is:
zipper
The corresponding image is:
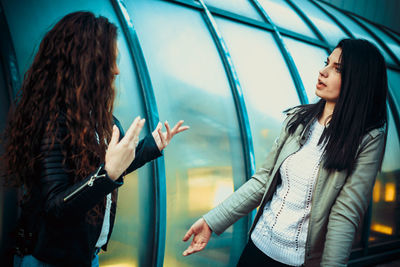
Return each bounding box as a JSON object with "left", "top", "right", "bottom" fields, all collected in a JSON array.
[{"left": 63, "top": 166, "right": 106, "bottom": 202}]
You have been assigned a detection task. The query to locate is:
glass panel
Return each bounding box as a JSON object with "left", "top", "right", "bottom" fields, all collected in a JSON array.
[
  {"left": 317, "top": 2, "right": 396, "bottom": 66},
  {"left": 214, "top": 17, "right": 300, "bottom": 170},
  {"left": 1, "top": 1, "right": 153, "bottom": 266},
  {"left": 283, "top": 37, "right": 328, "bottom": 103},
  {"left": 369, "top": 108, "right": 400, "bottom": 244},
  {"left": 258, "top": 0, "right": 317, "bottom": 39},
  {"left": 388, "top": 70, "right": 400, "bottom": 108},
  {"left": 203, "top": 0, "right": 264, "bottom": 23},
  {"left": 291, "top": 0, "right": 349, "bottom": 47},
  {"left": 353, "top": 17, "right": 400, "bottom": 63},
  {"left": 127, "top": 1, "right": 247, "bottom": 266}
]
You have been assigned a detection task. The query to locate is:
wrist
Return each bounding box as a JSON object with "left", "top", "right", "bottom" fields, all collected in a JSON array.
[{"left": 104, "top": 164, "right": 118, "bottom": 181}]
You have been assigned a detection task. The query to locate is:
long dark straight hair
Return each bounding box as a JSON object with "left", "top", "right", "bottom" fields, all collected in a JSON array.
[{"left": 286, "top": 39, "right": 388, "bottom": 175}]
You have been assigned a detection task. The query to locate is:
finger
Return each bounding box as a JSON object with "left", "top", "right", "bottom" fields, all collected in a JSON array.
[
  {"left": 182, "top": 228, "right": 194, "bottom": 242},
  {"left": 156, "top": 121, "right": 162, "bottom": 131},
  {"left": 132, "top": 118, "right": 145, "bottom": 138},
  {"left": 109, "top": 125, "right": 120, "bottom": 147},
  {"left": 158, "top": 128, "right": 167, "bottom": 147},
  {"left": 176, "top": 126, "right": 190, "bottom": 134},
  {"left": 171, "top": 120, "right": 184, "bottom": 133},
  {"left": 165, "top": 121, "right": 171, "bottom": 139},
  {"left": 124, "top": 116, "right": 140, "bottom": 142},
  {"left": 183, "top": 244, "right": 196, "bottom": 256}
]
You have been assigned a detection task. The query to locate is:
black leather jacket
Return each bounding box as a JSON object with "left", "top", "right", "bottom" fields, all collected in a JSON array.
[{"left": 16, "top": 117, "right": 161, "bottom": 266}]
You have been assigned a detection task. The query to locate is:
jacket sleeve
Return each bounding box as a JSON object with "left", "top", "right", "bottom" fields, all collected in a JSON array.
[
  {"left": 40, "top": 126, "right": 123, "bottom": 220},
  {"left": 203, "top": 115, "right": 291, "bottom": 235},
  {"left": 321, "top": 129, "right": 386, "bottom": 266}
]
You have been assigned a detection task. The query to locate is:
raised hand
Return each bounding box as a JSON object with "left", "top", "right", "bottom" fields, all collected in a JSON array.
[
  {"left": 182, "top": 218, "right": 212, "bottom": 256},
  {"left": 152, "top": 120, "right": 189, "bottom": 151},
  {"left": 105, "top": 116, "right": 145, "bottom": 180}
]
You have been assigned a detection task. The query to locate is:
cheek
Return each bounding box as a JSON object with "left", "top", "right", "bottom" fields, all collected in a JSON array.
[{"left": 333, "top": 77, "right": 341, "bottom": 97}]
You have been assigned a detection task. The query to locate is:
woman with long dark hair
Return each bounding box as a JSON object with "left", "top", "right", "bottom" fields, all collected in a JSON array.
[
  {"left": 183, "top": 38, "right": 388, "bottom": 266},
  {"left": 1, "top": 11, "right": 188, "bottom": 267}
]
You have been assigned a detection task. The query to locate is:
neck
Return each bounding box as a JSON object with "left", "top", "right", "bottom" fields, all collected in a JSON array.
[{"left": 319, "top": 101, "right": 335, "bottom": 125}]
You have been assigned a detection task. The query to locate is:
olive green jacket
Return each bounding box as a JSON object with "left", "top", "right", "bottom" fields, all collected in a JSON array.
[{"left": 203, "top": 111, "right": 385, "bottom": 266}]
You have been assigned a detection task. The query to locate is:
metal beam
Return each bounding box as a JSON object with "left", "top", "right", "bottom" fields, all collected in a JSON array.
[
  {"left": 250, "top": 0, "right": 308, "bottom": 104},
  {"left": 286, "top": 0, "right": 331, "bottom": 54},
  {"left": 110, "top": 1, "right": 166, "bottom": 267}
]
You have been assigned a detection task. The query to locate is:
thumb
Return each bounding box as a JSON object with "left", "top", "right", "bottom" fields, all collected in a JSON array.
[
  {"left": 182, "top": 228, "right": 194, "bottom": 242},
  {"left": 109, "top": 125, "right": 120, "bottom": 146}
]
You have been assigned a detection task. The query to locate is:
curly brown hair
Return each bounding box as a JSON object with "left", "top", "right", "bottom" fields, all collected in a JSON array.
[{"left": 1, "top": 11, "right": 118, "bottom": 198}]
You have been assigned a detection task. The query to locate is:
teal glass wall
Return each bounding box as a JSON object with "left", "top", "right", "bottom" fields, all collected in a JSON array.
[{"left": 1, "top": 0, "right": 400, "bottom": 266}]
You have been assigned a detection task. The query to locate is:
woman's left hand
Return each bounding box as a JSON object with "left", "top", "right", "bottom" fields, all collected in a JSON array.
[{"left": 152, "top": 120, "right": 189, "bottom": 151}]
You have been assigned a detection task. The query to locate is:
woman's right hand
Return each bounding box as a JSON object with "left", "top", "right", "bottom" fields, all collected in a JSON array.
[
  {"left": 182, "top": 218, "right": 212, "bottom": 256},
  {"left": 105, "top": 116, "right": 145, "bottom": 180}
]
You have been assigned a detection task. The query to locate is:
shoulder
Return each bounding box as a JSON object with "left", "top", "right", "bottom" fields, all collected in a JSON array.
[{"left": 283, "top": 104, "right": 313, "bottom": 126}]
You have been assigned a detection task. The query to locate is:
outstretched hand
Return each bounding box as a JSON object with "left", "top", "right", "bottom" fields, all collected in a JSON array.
[
  {"left": 152, "top": 120, "right": 189, "bottom": 151},
  {"left": 182, "top": 218, "right": 212, "bottom": 256}
]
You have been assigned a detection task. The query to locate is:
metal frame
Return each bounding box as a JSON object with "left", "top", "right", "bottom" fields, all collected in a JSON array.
[
  {"left": 310, "top": 0, "right": 354, "bottom": 39},
  {"left": 0, "top": 3, "right": 20, "bottom": 103},
  {"left": 110, "top": 1, "right": 166, "bottom": 267},
  {"left": 196, "top": 0, "right": 257, "bottom": 255},
  {"left": 196, "top": 0, "right": 256, "bottom": 190},
  {"left": 319, "top": 1, "right": 400, "bottom": 66},
  {"left": 250, "top": 0, "right": 308, "bottom": 104},
  {"left": 286, "top": 0, "right": 331, "bottom": 53}
]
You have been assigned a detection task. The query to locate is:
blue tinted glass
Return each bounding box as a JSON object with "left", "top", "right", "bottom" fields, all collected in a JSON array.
[
  {"left": 291, "top": 0, "right": 349, "bottom": 47},
  {"left": 318, "top": 2, "right": 396, "bottom": 65},
  {"left": 370, "top": 107, "right": 400, "bottom": 244},
  {"left": 354, "top": 17, "right": 400, "bottom": 63},
  {"left": 387, "top": 70, "right": 400, "bottom": 108},
  {"left": 204, "top": 0, "right": 264, "bottom": 22},
  {"left": 283, "top": 37, "right": 328, "bottom": 103},
  {"left": 1, "top": 0, "right": 153, "bottom": 266},
  {"left": 258, "top": 0, "right": 317, "bottom": 39},
  {"left": 127, "top": 1, "right": 248, "bottom": 266},
  {"left": 215, "top": 17, "right": 300, "bottom": 169}
]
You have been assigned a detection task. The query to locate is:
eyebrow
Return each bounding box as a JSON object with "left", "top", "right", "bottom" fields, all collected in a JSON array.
[{"left": 326, "top": 57, "right": 341, "bottom": 66}]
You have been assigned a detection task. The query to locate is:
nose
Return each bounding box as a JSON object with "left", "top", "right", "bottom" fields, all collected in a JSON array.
[{"left": 319, "top": 66, "right": 328, "bottom": 78}]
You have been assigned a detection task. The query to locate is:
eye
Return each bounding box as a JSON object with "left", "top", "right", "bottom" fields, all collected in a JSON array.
[
  {"left": 335, "top": 64, "right": 342, "bottom": 73},
  {"left": 324, "top": 60, "right": 328, "bottom": 66}
]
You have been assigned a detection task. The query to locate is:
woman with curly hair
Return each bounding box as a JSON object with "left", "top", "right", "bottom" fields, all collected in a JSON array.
[
  {"left": 1, "top": 11, "right": 188, "bottom": 267},
  {"left": 183, "top": 38, "right": 388, "bottom": 266}
]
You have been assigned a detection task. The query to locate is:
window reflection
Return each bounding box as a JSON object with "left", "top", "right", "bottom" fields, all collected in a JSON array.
[
  {"left": 369, "top": 108, "right": 400, "bottom": 244},
  {"left": 282, "top": 37, "right": 328, "bottom": 103},
  {"left": 317, "top": 2, "right": 396, "bottom": 66},
  {"left": 291, "top": 0, "right": 349, "bottom": 47},
  {"left": 127, "top": 1, "right": 247, "bottom": 266},
  {"left": 214, "top": 17, "right": 300, "bottom": 170},
  {"left": 258, "top": 0, "right": 317, "bottom": 39},
  {"left": 204, "top": 0, "right": 264, "bottom": 23}
]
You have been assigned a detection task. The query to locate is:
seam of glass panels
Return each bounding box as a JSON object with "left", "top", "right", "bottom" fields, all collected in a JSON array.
[
  {"left": 197, "top": 0, "right": 256, "bottom": 182},
  {"left": 167, "top": 1, "right": 328, "bottom": 50},
  {"left": 388, "top": 89, "right": 400, "bottom": 141},
  {"left": 250, "top": 0, "right": 308, "bottom": 104},
  {"left": 196, "top": 0, "right": 257, "bottom": 229},
  {"left": 286, "top": 0, "right": 332, "bottom": 54},
  {"left": 379, "top": 25, "right": 400, "bottom": 46},
  {"left": 349, "top": 12, "right": 400, "bottom": 47},
  {"left": 110, "top": 1, "right": 166, "bottom": 267},
  {"left": 0, "top": 2, "right": 20, "bottom": 102},
  {"left": 320, "top": 1, "right": 400, "bottom": 66},
  {"left": 309, "top": 0, "right": 354, "bottom": 39}
]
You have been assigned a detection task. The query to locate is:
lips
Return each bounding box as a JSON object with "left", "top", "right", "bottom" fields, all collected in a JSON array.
[{"left": 316, "top": 79, "right": 326, "bottom": 89}]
